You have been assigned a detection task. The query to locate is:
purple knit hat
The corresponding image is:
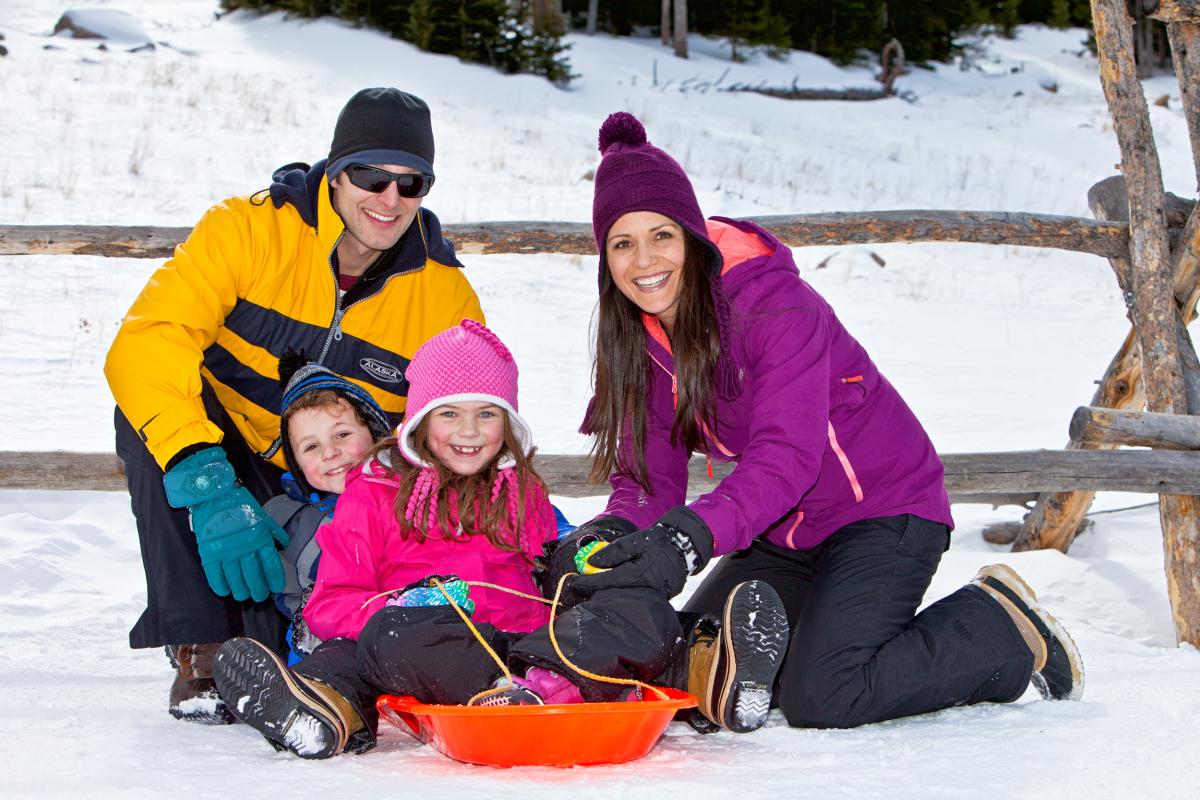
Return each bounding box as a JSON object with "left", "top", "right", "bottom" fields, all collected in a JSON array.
[
  {"left": 591, "top": 112, "right": 722, "bottom": 281},
  {"left": 398, "top": 320, "right": 533, "bottom": 469},
  {"left": 591, "top": 112, "right": 740, "bottom": 398}
]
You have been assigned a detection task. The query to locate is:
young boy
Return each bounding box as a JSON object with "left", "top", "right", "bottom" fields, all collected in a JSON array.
[{"left": 268, "top": 355, "right": 393, "bottom": 663}]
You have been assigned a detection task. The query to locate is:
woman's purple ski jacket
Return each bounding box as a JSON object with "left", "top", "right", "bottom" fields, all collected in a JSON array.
[{"left": 599, "top": 217, "right": 953, "bottom": 555}]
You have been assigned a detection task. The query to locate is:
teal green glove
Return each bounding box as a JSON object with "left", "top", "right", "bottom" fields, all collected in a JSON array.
[{"left": 163, "top": 447, "right": 289, "bottom": 602}]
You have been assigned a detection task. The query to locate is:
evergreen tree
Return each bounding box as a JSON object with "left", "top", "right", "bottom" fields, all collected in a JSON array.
[
  {"left": 400, "top": 0, "right": 460, "bottom": 54},
  {"left": 220, "top": 0, "right": 572, "bottom": 84},
  {"left": 788, "top": 0, "right": 886, "bottom": 64},
  {"left": 884, "top": 0, "right": 980, "bottom": 63},
  {"left": 723, "top": 0, "right": 790, "bottom": 62},
  {"left": 1048, "top": 0, "right": 1071, "bottom": 28},
  {"left": 986, "top": 0, "right": 1022, "bottom": 36},
  {"left": 1015, "top": 0, "right": 1091, "bottom": 25},
  {"left": 492, "top": 1, "right": 574, "bottom": 84}
]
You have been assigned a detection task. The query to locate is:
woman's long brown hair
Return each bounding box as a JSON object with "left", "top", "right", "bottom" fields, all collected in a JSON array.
[
  {"left": 585, "top": 229, "right": 721, "bottom": 489},
  {"left": 364, "top": 411, "right": 548, "bottom": 556}
]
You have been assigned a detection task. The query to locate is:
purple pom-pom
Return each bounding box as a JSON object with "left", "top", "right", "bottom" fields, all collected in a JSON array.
[{"left": 598, "top": 112, "right": 647, "bottom": 154}]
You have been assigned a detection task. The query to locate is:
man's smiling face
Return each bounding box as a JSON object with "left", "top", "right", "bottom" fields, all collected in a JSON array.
[{"left": 330, "top": 162, "right": 424, "bottom": 276}]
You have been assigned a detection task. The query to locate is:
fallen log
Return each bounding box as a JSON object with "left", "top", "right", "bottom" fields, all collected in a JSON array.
[{"left": 730, "top": 85, "right": 891, "bottom": 102}]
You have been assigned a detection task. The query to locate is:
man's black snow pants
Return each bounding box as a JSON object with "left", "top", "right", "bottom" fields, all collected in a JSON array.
[
  {"left": 683, "top": 514, "right": 1034, "bottom": 728},
  {"left": 116, "top": 382, "right": 287, "bottom": 655},
  {"left": 296, "top": 587, "right": 684, "bottom": 744}
]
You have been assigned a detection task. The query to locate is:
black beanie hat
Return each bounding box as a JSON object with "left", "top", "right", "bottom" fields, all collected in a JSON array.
[
  {"left": 326, "top": 87, "right": 435, "bottom": 181},
  {"left": 278, "top": 352, "right": 393, "bottom": 497}
]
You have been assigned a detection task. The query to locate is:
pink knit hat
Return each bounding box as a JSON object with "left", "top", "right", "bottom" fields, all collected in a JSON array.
[{"left": 398, "top": 320, "right": 533, "bottom": 468}]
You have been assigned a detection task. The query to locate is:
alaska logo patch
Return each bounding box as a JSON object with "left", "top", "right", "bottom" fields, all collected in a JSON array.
[{"left": 359, "top": 358, "right": 403, "bottom": 383}]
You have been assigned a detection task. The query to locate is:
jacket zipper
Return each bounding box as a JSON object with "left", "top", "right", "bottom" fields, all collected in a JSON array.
[
  {"left": 647, "top": 348, "right": 736, "bottom": 460},
  {"left": 262, "top": 231, "right": 349, "bottom": 460},
  {"left": 827, "top": 421, "right": 864, "bottom": 502},
  {"left": 317, "top": 219, "right": 432, "bottom": 364},
  {"left": 648, "top": 350, "right": 677, "bottom": 409},
  {"left": 266, "top": 215, "right": 432, "bottom": 459},
  {"left": 316, "top": 232, "right": 347, "bottom": 364}
]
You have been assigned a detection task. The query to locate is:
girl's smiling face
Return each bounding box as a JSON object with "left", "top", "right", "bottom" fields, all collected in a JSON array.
[
  {"left": 425, "top": 401, "right": 506, "bottom": 475},
  {"left": 288, "top": 399, "right": 376, "bottom": 494}
]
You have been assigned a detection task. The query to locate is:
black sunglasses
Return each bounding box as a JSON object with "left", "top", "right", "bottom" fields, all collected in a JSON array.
[{"left": 343, "top": 164, "right": 435, "bottom": 198}]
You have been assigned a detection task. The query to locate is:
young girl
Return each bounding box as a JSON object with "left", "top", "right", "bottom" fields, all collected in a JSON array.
[{"left": 212, "top": 320, "right": 693, "bottom": 759}]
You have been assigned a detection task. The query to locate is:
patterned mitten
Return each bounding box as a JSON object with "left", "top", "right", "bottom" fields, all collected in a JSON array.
[{"left": 386, "top": 575, "right": 476, "bottom": 616}]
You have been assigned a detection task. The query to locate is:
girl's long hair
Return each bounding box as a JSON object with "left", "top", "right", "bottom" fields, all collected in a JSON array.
[
  {"left": 585, "top": 229, "right": 721, "bottom": 489},
  {"left": 365, "top": 410, "right": 548, "bottom": 556}
]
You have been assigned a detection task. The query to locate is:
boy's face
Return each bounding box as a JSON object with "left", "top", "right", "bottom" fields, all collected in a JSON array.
[{"left": 289, "top": 400, "right": 375, "bottom": 494}]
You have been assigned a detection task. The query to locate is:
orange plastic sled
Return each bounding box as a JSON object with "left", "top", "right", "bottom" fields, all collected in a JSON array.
[{"left": 376, "top": 687, "right": 696, "bottom": 768}]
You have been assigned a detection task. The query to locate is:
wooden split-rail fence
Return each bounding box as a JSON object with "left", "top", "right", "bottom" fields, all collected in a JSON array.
[{"left": 2, "top": 0, "right": 1199, "bottom": 644}]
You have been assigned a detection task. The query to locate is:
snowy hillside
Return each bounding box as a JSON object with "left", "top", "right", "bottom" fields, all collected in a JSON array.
[{"left": 1, "top": 1, "right": 1198, "bottom": 796}]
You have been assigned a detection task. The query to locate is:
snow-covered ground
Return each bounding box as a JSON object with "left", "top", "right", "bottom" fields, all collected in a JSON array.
[{"left": 1, "top": 2, "right": 1198, "bottom": 796}]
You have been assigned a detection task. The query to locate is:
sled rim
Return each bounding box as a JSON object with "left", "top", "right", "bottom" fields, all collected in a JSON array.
[
  {"left": 378, "top": 687, "right": 695, "bottom": 716},
  {"left": 376, "top": 687, "right": 697, "bottom": 767}
]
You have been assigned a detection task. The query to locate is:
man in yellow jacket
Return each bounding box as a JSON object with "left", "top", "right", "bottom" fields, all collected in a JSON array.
[{"left": 105, "top": 88, "right": 484, "bottom": 724}]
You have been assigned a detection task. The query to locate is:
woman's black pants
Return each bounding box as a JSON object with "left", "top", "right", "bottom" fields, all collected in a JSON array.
[{"left": 683, "top": 514, "right": 1033, "bottom": 728}]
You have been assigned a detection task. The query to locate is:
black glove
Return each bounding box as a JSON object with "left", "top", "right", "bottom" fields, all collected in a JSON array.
[
  {"left": 570, "top": 507, "right": 714, "bottom": 600},
  {"left": 537, "top": 515, "right": 637, "bottom": 605}
]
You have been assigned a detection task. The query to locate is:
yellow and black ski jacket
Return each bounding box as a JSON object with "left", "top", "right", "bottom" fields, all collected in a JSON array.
[{"left": 105, "top": 160, "right": 484, "bottom": 470}]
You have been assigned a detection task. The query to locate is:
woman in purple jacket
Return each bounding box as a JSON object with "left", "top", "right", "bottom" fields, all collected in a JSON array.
[{"left": 562, "top": 112, "right": 1085, "bottom": 731}]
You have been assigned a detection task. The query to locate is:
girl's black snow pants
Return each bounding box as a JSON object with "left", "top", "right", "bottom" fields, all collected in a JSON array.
[
  {"left": 116, "top": 381, "right": 287, "bottom": 654},
  {"left": 683, "top": 514, "right": 1034, "bottom": 728},
  {"left": 297, "top": 587, "right": 684, "bottom": 743}
]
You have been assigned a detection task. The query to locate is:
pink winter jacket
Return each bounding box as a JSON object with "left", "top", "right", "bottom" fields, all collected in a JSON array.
[{"left": 302, "top": 461, "right": 559, "bottom": 642}]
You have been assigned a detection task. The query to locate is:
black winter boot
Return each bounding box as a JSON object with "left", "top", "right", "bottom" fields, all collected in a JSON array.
[
  {"left": 168, "top": 643, "right": 236, "bottom": 725},
  {"left": 687, "top": 580, "right": 789, "bottom": 733},
  {"left": 971, "top": 564, "right": 1085, "bottom": 701},
  {"left": 213, "top": 638, "right": 365, "bottom": 759}
]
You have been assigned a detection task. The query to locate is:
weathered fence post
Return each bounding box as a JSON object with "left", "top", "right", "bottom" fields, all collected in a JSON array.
[
  {"left": 1091, "top": 0, "right": 1200, "bottom": 644},
  {"left": 1164, "top": 22, "right": 1200, "bottom": 189}
]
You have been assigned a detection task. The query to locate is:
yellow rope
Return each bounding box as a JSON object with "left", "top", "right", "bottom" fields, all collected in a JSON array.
[{"left": 359, "top": 574, "right": 668, "bottom": 704}]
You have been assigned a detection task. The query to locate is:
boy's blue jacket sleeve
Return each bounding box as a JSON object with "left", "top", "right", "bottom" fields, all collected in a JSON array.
[
  {"left": 553, "top": 505, "right": 575, "bottom": 539},
  {"left": 266, "top": 493, "right": 333, "bottom": 619}
]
